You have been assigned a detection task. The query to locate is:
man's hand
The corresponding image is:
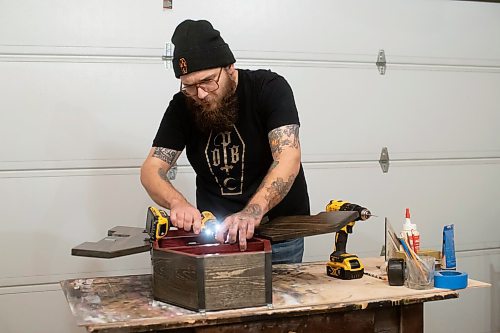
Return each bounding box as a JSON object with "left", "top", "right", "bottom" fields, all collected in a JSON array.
[
  {"left": 215, "top": 204, "right": 263, "bottom": 251},
  {"left": 169, "top": 199, "right": 203, "bottom": 234}
]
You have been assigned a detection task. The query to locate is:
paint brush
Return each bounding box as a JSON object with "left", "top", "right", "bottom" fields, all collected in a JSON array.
[
  {"left": 403, "top": 237, "right": 426, "bottom": 279},
  {"left": 398, "top": 238, "right": 412, "bottom": 259}
]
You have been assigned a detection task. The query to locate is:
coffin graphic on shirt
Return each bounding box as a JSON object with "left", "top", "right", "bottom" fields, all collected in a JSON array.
[{"left": 205, "top": 125, "right": 246, "bottom": 195}]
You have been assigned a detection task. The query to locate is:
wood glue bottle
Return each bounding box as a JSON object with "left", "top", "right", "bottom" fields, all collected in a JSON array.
[{"left": 401, "top": 208, "right": 420, "bottom": 253}]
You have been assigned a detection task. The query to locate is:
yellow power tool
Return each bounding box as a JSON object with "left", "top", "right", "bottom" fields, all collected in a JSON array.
[
  {"left": 145, "top": 206, "right": 219, "bottom": 241},
  {"left": 325, "top": 200, "right": 373, "bottom": 280}
]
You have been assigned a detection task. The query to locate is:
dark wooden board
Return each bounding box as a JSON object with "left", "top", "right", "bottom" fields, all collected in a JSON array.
[
  {"left": 203, "top": 251, "right": 270, "bottom": 310},
  {"left": 71, "top": 211, "right": 358, "bottom": 258},
  {"left": 256, "top": 211, "right": 359, "bottom": 242},
  {"left": 152, "top": 248, "right": 200, "bottom": 310},
  {"left": 188, "top": 304, "right": 422, "bottom": 333},
  {"left": 71, "top": 226, "right": 150, "bottom": 258}
]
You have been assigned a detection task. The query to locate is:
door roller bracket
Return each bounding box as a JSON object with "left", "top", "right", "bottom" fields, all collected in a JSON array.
[
  {"left": 376, "top": 50, "right": 386, "bottom": 75},
  {"left": 163, "top": 0, "right": 172, "bottom": 9},
  {"left": 379, "top": 147, "right": 389, "bottom": 173},
  {"left": 162, "top": 42, "right": 173, "bottom": 69}
]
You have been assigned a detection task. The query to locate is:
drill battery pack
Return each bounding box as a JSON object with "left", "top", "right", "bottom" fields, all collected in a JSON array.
[{"left": 326, "top": 254, "right": 365, "bottom": 280}]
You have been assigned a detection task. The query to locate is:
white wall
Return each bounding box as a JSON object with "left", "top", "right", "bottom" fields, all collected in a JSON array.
[{"left": 0, "top": 1, "right": 499, "bottom": 332}]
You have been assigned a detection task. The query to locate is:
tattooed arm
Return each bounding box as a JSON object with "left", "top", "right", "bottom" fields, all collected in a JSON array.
[
  {"left": 256, "top": 124, "right": 301, "bottom": 210},
  {"left": 140, "top": 147, "right": 202, "bottom": 233},
  {"left": 216, "top": 124, "right": 301, "bottom": 250}
]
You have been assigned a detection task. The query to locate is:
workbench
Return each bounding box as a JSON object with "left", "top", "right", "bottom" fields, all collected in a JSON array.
[{"left": 61, "top": 257, "right": 487, "bottom": 333}]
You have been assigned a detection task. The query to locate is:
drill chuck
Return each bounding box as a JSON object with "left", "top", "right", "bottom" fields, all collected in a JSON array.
[
  {"left": 327, "top": 200, "right": 373, "bottom": 221},
  {"left": 359, "top": 208, "right": 372, "bottom": 221}
]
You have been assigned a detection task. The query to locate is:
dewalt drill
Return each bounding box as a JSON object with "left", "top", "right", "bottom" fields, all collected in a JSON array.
[
  {"left": 145, "top": 206, "right": 219, "bottom": 241},
  {"left": 325, "top": 200, "right": 373, "bottom": 280}
]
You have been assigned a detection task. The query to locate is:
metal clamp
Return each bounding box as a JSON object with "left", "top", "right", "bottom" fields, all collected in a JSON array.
[
  {"left": 376, "top": 49, "right": 386, "bottom": 75},
  {"left": 379, "top": 147, "right": 389, "bottom": 173}
]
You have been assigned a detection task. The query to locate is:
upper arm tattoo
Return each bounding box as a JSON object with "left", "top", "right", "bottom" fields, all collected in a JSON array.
[
  {"left": 268, "top": 124, "right": 300, "bottom": 156},
  {"left": 158, "top": 167, "right": 170, "bottom": 182},
  {"left": 152, "top": 147, "right": 181, "bottom": 165}
]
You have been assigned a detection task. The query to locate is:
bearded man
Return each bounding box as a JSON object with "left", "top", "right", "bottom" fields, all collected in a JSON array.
[{"left": 140, "top": 19, "right": 310, "bottom": 264}]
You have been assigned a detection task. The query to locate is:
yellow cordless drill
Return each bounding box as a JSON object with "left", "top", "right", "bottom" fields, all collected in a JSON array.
[
  {"left": 145, "top": 206, "right": 218, "bottom": 241},
  {"left": 325, "top": 200, "right": 373, "bottom": 280}
]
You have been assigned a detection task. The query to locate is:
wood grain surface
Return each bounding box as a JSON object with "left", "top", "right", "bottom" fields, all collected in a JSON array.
[
  {"left": 203, "top": 252, "right": 268, "bottom": 310},
  {"left": 153, "top": 249, "right": 200, "bottom": 310},
  {"left": 191, "top": 303, "right": 423, "bottom": 333},
  {"left": 152, "top": 238, "right": 272, "bottom": 311},
  {"left": 257, "top": 211, "right": 359, "bottom": 242},
  {"left": 60, "top": 258, "right": 489, "bottom": 332}
]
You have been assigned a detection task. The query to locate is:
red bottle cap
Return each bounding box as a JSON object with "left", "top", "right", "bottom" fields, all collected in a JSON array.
[{"left": 405, "top": 208, "right": 411, "bottom": 219}]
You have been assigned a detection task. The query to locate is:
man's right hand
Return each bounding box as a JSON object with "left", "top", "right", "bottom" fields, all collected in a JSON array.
[{"left": 169, "top": 200, "right": 202, "bottom": 234}]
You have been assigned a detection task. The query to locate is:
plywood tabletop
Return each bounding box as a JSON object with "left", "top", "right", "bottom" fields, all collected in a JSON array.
[{"left": 60, "top": 257, "right": 488, "bottom": 332}]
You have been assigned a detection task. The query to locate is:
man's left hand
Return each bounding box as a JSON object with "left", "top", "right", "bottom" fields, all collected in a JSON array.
[{"left": 215, "top": 204, "right": 264, "bottom": 251}]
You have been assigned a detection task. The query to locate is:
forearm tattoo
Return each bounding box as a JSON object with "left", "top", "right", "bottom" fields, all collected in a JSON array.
[
  {"left": 152, "top": 147, "right": 181, "bottom": 165},
  {"left": 242, "top": 204, "right": 263, "bottom": 218},
  {"left": 265, "top": 175, "right": 295, "bottom": 210},
  {"left": 268, "top": 125, "right": 300, "bottom": 156}
]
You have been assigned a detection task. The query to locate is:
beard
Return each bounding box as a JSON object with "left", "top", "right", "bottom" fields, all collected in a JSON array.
[{"left": 186, "top": 79, "right": 238, "bottom": 134}]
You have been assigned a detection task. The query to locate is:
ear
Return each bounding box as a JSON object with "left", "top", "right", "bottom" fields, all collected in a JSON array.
[{"left": 226, "top": 64, "right": 236, "bottom": 75}]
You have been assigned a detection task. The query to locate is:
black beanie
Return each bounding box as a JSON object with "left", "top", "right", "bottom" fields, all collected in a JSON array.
[{"left": 171, "top": 20, "right": 235, "bottom": 78}]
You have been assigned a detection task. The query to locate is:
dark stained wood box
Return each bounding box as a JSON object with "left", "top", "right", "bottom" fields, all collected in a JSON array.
[
  {"left": 152, "top": 235, "right": 272, "bottom": 312},
  {"left": 71, "top": 211, "right": 358, "bottom": 311}
]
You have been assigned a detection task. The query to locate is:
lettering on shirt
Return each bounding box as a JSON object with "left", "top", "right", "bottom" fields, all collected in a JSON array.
[{"left": 205, "top": 125, "right": 245, "bottom": 195}]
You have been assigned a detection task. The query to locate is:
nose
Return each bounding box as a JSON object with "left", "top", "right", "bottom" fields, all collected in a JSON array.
[{"left": 197, "top": 86, "right": 209, "bottom": 100}]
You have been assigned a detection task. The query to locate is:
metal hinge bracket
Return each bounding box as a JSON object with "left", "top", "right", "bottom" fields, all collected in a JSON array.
[
  {"left": 379, "top": 147, "right": 389, "bottom": 173},
  {"left": 376, "top": 49, "right": 386, "bottom": 75}
]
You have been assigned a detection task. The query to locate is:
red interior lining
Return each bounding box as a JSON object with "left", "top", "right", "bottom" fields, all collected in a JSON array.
[{"left": 155, "top": 238, "right": 270, "bottom": 255}]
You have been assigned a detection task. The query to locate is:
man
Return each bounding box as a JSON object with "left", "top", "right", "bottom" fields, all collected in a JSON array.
[{"left": 140, "top": 19, "right": 310, "bottom": 264}]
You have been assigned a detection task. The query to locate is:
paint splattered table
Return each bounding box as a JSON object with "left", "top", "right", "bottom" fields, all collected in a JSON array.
[{"left": 61, "top": 257, "right": 487, "bottom": 333}]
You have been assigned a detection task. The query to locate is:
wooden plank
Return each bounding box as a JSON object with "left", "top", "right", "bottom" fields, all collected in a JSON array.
[
  {"left": 257, "top": 211, "right": 359, "bottom": 242},
  {"left": 152, "top": 249, "right": 200, "bottom": 310},
  {"left": 71, "top": 226, "right": 149, "bottom": 258},
  {"left": 203, "top": 252, "right": 268, "bottom": 310},
  {"left": 193, "top": 306, "right": 402, "bottom": 333},
  {"left": 400, "top": 303, "right": 423, "bottom": 333}
]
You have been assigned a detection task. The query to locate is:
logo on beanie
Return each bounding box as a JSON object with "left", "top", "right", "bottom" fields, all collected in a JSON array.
[{"left": 179, "top": 58, "right": 188, "bottom": 74}]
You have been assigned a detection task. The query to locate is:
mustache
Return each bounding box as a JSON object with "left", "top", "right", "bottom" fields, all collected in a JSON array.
[{"left": 187, "top": 84, "right": 238, "bottom": 134}]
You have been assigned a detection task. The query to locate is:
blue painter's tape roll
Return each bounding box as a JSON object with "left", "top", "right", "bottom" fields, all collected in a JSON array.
[{"left": 434, "top": 270, "right": 468, "bottom": 290}]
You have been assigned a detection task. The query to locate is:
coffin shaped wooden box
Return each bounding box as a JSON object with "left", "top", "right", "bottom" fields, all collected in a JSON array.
[
  {"left": 152, "top": 235, "right": 272, "bottom": 311},
  {"left": 71, "top": 211, "right": 358, "bottom": 311}
]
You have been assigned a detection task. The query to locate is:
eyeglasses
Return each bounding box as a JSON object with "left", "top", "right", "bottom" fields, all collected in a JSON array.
[{"left": 180, "top": 67, "right": 223, "bottom": 97}]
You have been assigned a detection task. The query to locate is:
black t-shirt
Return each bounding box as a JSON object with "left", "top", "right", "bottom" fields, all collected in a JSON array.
[{"left": 153, "top": 69, "right": 310, "bottom": 220}]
